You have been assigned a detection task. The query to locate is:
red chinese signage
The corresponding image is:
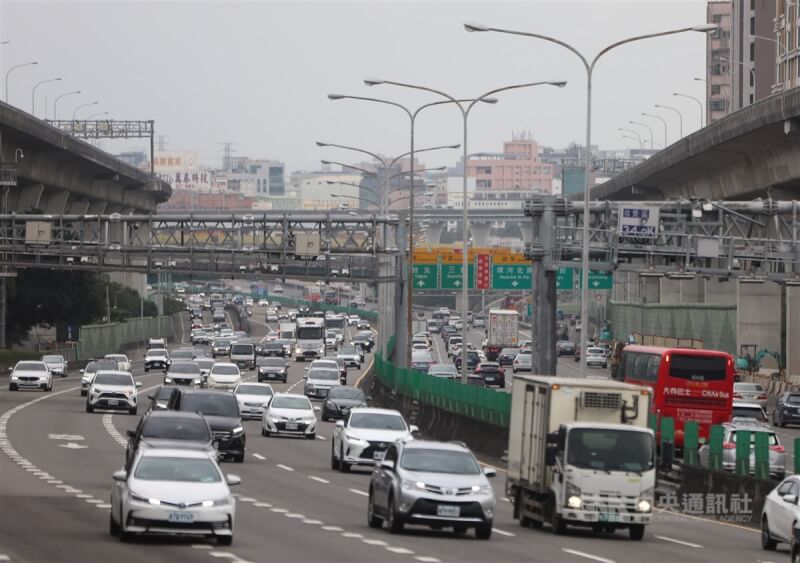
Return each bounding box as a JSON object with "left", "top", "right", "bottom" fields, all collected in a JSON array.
[{"left": 476, "top": 254, "right": 490, "bottom": 290}]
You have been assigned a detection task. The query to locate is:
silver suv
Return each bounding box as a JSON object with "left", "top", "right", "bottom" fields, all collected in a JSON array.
[
  {"left": 698, "top": 419, "right": 786, "bottom": 480},
  {"left": 367, "top": 440, "right": 496, "bottom": 539}
]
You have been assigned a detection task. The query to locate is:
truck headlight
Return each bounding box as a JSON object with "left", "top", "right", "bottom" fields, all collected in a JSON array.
[
  {"left": 637, "top": 499, "right": 651, "bottom": 512},
  {"left": 567, "top": 495, "right": 582, "bottom": 509}
]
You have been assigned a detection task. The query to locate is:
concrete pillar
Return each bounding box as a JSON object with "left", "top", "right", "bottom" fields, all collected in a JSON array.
[
  {"left": 520, "top": 222, "right": 534, "bottom": 244},
  {"left": 423, "top": 222, "right": 445, "bottom": 246},
  {"left": 42, "top": 189, "right": 70, "bottom": 215},
  {"left": 786, "top": 286, "right": 800, "bottom": 375},
  {"left": 87, "top": 201, "right": 107, "bottom": 215},
  {"left": 641, "top": 276, "right": 660, "bottom": 304},
  {"left": 15, "top": 183, "right": 44, "bottom": 213},
  {"left": 67, "top": 200, "right": 90, "bottom": 215},
  {"left": 469, "top": 222, "right": 491, "bottom": 247},
  {"left": 704, "top": 278, "right": 737, "bottom": 305},
  {"left": 659, "top": 278, "right": 681, "bottom": 305},
  {"left": 737, "top": 281, "right": 781, "bottom": 361}
]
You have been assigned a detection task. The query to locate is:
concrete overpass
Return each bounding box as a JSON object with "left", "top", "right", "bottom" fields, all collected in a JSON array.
[
  {"left": 0, "top": 101, "right": 170, "bottom": 214},
  {"left": 590, "top": 87, "right": 800, "bottom": 201}
]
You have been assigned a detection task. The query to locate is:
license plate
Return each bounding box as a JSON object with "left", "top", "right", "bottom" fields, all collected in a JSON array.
[
  {"left": 373, "top": 451, "right": 386, "bottom": 460},
  {"left": 485, "top": 377, "right": 495, "bottom": 381},
  {"left": 598, "top": 513, "right": 619, "bottom": 523},
  {"left": 285, "top": 423, "right": 298, "bottom": 430},
  {"left": 168, "top": 512, "right": 194, "bottom": 523},
  {"left": 108, "top": 400, "right": 119, "bottom": 406},
  {"left": 436, "top": 505, "right": 460, "bottom": 517}
]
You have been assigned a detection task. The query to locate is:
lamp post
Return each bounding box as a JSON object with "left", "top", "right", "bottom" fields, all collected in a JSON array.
[
  {"left": 628, "top": 120, "right": 654, "bottom": 149},
  {"left": 621, "top": 134, "right": 641, "bottom": 149},
  {"left": 31, "top": 77, "right": 61, "bottom": 116},
  {"left": 750, "top": 34, "right": 788, "bottom": 85},
  {"left": 654, "top": 104, "right": 684, "bottom": 138},
  {"left": 72, "top": 101, "right": 98, "bottom": 121},
  {"left": 719, "top": 57, "right": 756, "bottom": 112},
  {"left": 53, "top": 90, "right": 80, "bottom": 120},
  {"left": 641, "top": 112, "right": 669, "bottom": 147},
  {"left": 365, "top": 77, "right": 566, "bottom": 382},
  {"left": 618, "top": 128, "right": 643, "bottom": 150},
  {"left": 4, "top": 61, "right": 38, "bottom": 103},
  {"left": 463, "top": 21, "right": 717, "bottom": 376},
  {"left": 673, "top": 92, "right": 704, "bottom": 128}
]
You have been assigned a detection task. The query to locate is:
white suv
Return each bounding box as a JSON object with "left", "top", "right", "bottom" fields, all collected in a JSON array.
[
  {"left": 331, "top": 408, "right": 417, "bottom": 472},
  {"left": 9, "top": 361, "right": 53, "bottom": 392},
  {"left": 86, "top": 370, "right": 141, "bottom": 414}
]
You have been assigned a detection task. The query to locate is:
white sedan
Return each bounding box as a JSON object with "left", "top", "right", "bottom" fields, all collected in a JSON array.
[
  {"left": 261, "top": 393, "right": 319, "bottom": 439},
  {"left": 762, "top": 475, "right": 800, "bottom": 550},
  {"left": 207, "top": 363, "right": 241, "bottom": 390},
  {"left": 234, "top": 383, "right": 274, "bottom": 420},
  {"left": 110, "top": 448, "right": 240, "bottom": 545}
]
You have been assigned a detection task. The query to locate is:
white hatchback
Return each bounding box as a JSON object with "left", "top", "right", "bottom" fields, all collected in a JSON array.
[{"left": 207, "top": 362, "right": 242, "bottom": 390}]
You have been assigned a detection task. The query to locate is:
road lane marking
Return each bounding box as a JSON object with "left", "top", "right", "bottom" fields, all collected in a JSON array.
[
  {"left": 238, "top": 497, "right": 256, "bottom": 502},
  {"left": 192, "top": 545, "right": 214, "bottom": 550},
  {"left": 309, "top": 475, "right": 330, "bottom": 484},
  {"left": 342, "top": 532, "right": 364, "bottom": 538},
  {"left": 493, "top": 528, "right": 515, "bottom": 537},
  {"left": 76, "top": 494, "right": 92, "bottom": 498},
  {"left": 270, "top": 508, "right": 288, "bottom": 513},
  {"left": 655, "top": 535, "right": 703, "bottom": 548},
  {"left": 85, "top": 499, "right": 103, "bottom": 504},
  {"left": 0, "top": 555, "right": 9, "bottom": 561},
  {"left": 254, "top": 502, "right": 272, "bottom": 508},
  {"left": 561, "top": 548, "right": 616, "bottom": 563},
  {"left": 96, "top": 503, "right": 112, "bottom": 509},
  {"left": 303, "top": 519, "right": 323, "bottom": 525},
  {"left": 322, "top": 525, "right": 344, "bottom": 531},
  {"left": 362, "top": 539, "right": 387, "bottom": 545},
  {"left": 209, "top": 552, "right": 238, "bottom": 559},
  {"left": 276, "top": 464, "right": 294, "bottom": 472},
  {"left": 285, "top": 513, "right": 305, "bottom": 518},
  {"left": 386, "top": 547, "right": 414, "bottom": 554},
  {"left": 252, "top": 453, "right": 266, "bottom": 460},
  {"left": 348, "top": 488, "right": 369, "bottom": 497},
  {"left": 316, "top": 435, "right": 326, "bottom": 440},
  {"left": 414, "top": 557, "right": 441, "bottom": 563}
]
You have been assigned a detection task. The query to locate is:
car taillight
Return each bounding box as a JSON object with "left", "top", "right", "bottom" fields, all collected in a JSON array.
[
  {"left": 722, "top": 442, "right": 736, "bottom": 449},
  {"left": 757, "top": 394, "right": 768, "bottom": 400},
  {"left": 770, "top": 445, "right": 785, "bottom": 453},
  {"left": 474, "top": 367, "right": 480, "bottom": 373},
  {"left": 499, "top": 368, "right": 504, "bottom": 375},
  {"left": 733, "top": 393, "right": 742, "bottom": 399}
]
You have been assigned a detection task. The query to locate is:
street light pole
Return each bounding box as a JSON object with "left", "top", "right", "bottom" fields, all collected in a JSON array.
[
  {"left": 618, "top": 128, "right": 643, "bottom": 150},
  {"left": 673, "top": 92, "right": 704, "bottom": 128},
  {"left": 641, "top": 112, "right": 669, "bottom": 147},
  {"left": 654, "top": 104, "right": 684, "bottom": 138},
  {"left": 464, "top": 21, "right": 718, "bottom": 376},
  {"left": 72, "top": 101, "right": 98, "bottom": 120},
  {"left": 4, "top": 61, "right": 38, "bottom": 103},
  {"left": 628, "top": 121, "right": 654, "bottom": 149},
  {"left": 53, "top": 90, "right": 80, "bottom": 120},
  {"left": 86, "top": 111, "right": 109, "bottom": 120},
  {"left": 366, "top": 77, "right": 566, "bottom": 383},
  {"left": 31, "top": 77, "right": 61, "bottom": 116}
]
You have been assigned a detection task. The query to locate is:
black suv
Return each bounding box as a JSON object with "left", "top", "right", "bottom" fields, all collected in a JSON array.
[
  {"left": 124, "top": 410, "right": 215, "bottom": 468},
  {"left": 167, "top": 389, "right": 245, "bottom": 463},
  {"left": 774, "top": 392, "right": 800, "bottom": 427},
  {"left": 455, "top": 350, "right": 481, "bottom": 372}
]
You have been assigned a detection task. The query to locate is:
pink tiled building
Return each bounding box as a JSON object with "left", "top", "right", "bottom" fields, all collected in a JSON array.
[{"left": 466, "top": 133, "right": 554, "bottom": 192}]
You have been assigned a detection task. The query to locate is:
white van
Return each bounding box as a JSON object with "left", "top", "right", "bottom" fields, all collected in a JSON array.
[{"left": 229, "top": 342, "right": 256, "bottom": 370}]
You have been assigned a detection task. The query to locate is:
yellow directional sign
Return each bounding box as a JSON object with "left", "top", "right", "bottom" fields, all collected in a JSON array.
[
  {"left": 411, "top": 250, "right": 438, "bottom": 264},
  {"left": 492, "top": 253, "right": 530, "bottom": 264}
]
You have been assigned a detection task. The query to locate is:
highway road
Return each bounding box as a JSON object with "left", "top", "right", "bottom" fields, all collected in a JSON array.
[{"left": 0, "top": 303, "right": 783, "bottom": 563}]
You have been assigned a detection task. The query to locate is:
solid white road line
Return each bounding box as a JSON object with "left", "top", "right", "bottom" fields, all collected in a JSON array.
[
  {"left": 276, "top": 464, "right": 294, "bottom": 472},
  {"left": 654, "top": 535, "right": 703, "bottom": 548},
  {"left": 309, "top": 475, "right": 330, "bottom": 484},
  {"left": 493, "top": 528, "right": 515, "bottom": 537},
  {"left": 561, "top": 548, "right": 616, "bottom": 563},
  {"left": 348, "top": 488, "right": 369, "bottom": 497}
]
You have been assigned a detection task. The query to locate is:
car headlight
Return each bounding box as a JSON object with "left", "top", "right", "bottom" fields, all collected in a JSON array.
[
  {"left": 125, "top": 390, "right": 134, "bottom": 397},
  {"left": 637, "top": 499, "right": 651, "bottom": 512},
  {"left": 304, "top": 416, "right": 317, "bottom": 423},
  {"left": 402, "top": 480, "right": 426, "bottom": 490},
  {"left": 269, "top": 415, "right": 287, "bottom": 422},
  {"left": 10, "top": 375, "right": 17, "bottom": 381},
  {"left": 129, "top": 491, "right": 159, "bottom": 504},
  {"left": 471, "top": 484, "right": 493, "bottom": 495},
  {"left": 231, "top": 426, "right": 244, "bottom": 435},
  {"left": 202, "top": 497, "right": 232, "bottom": 507},
  {"left": 295, "top": 348, "right": 303, "bottom": 354},
  {"left": 344, "top": 433, "right": 368, "bottom": 446},
  {"left": 164, "top": 377, "right": 173, "bottom": 383}
]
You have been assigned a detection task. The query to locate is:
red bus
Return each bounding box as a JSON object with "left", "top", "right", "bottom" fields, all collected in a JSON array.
[{"left": 613, "top": 345, "right": 734, "bottom": 447}]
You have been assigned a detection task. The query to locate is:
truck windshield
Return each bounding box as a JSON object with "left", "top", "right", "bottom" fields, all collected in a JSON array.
[
  {"left": 567, "top": 428, "right": 654, "bottom": 472},
  {"left": 297, "top": 326, "right": 323, "bottom": 339}
]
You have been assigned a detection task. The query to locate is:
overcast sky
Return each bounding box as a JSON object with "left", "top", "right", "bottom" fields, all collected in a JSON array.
[{"left": 1, "top": 0, "right": 709, "bottom": 173}]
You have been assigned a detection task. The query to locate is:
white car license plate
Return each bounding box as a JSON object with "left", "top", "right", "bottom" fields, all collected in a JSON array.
[
  {"left": 373, "top": 451, "right": 386, "bottom": 461},
  {"left": 108, "top": 400, "right": 119, "bottom": 406},
  {"left": 285, "top": 423, "right": 298, "bottom": 430},
  {"left": 436, "top": 505, "right": 460, "bottom": 517},
  {"left": 168, "top": 512, "right": 194, "bottom": 523}
]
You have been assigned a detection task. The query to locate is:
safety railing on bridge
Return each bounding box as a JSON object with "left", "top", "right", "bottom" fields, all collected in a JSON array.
[{"left": 373, "top": 352, "right": 511, "bottom": 426}]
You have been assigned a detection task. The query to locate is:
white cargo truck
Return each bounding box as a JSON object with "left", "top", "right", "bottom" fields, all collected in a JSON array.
[
  {"left": 507, "top": 375, "right": 655, "bottom": 540},
  {"left": 484, "top": 309, "right": 519, "bottom": 361}
]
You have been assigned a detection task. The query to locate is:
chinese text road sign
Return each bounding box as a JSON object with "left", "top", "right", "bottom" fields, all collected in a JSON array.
[{"left": 411, "top": 264, "right": 438, "bottom": 290}]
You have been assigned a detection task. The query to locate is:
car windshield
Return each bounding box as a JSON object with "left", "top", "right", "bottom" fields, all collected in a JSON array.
[
  {"left": 309, "top": 370, "right": 339, "bottom": 381},
  {"left": 731, "top": 430, "right": 779, "bottom": 446},
  {"left": 328, "top": 388, "right": 365, "bottom": 400},
  {"left": 786, "top": 394, "right": 800, "bottom": 405},
  {"left": 735, "top": 384, "right": 764, "bottom": 392},
  {"left": 133, "top": 457, "right": 221, "bottom": 483},
  {"left": 400, "top": 449, "right": 480, "bottom": 475},
  {"left": 349, "top": 413, "right": 406, "bottom": 430},
  {"left": 212, "top": 365, "right": 239, "bottom": 376},
  {"left": 259, "top": 358, "right": 285, "bottom": 367},
  {"left": 231, "top": 344, "right": 253, "bottom": 354},
  {"left": 215, "top": 340, "right": 231, "bottom": 347},
  {"left": 340, "top": 347, "right": 358, "bottom": 355},
  {"left": 142, "top": 417, "right": 210, "bottom": 440},
  {"left": 236, "top": 385, "right": 272, "bottom": 396},
  {"left": 148, "top": 350, "right": 168, "bottom": 358},
  {"left": 587, "top": 348, "right": 605, "bottom": 355},
  {"left": 430, "top": 366, "right": 458, "bottom": 375},
  {"left": 516, "top": 354, "right": 531, "bottom": 362},
  {"left": 180, "top": 394, "right": 239, "bottom": 417},
  {"left": 170, "top": 362, "right": 200, "bottom": 374},
  {"left": 732, "top": 406, "right": 764, "bottom": 418},
  {"left": 43, "top": 356, "right": 63, "bottom": 363},
  {"left": 271, "top": 396, "right": 311, "bottom": 410},
  {"left": 155, "top": 387, "right": 175, "bottom": 400},
  {"left": 94, "top": 373, "right": 133, "bottom": 386},
  {"left": 566, "top": 428, "right": 654, "bottom": 472},
  {"left": 16, "top": 362, "right": 46, "bottom": 371},
  {"left": 106, "top": 355, "right": 126, "bottom": 361},
  {"left": 196, "top": 359, "right": 215, "bottom": 369}
]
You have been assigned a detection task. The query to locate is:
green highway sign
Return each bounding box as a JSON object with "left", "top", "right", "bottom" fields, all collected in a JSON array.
[
  {"left": 441, "top": 264, "right": 475, "bottom": 290},
  {"left": 491, "top": 264, "right": 532, "bottom": 290},
  {"left": 579, "top": 270, "right": 613, "bottom": 290},
  {"left": 411, "top": 264, "right": 438, "bottom": 290},
  {"left": 556, "top": 267, "right": 574, "bottom": 290}
]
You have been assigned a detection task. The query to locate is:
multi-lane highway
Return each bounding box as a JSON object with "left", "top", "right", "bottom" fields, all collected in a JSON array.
[{"left": 0, "top": 302, "right": 782, "bottom": 563}]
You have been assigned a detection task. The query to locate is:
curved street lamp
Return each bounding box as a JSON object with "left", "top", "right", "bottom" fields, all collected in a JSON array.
[
  {"left": 4, "top": 61, "right": 38, "bottom": 102},
  {"left": 72, "top": 101, "right": 98, "bottom": 120},
  {"left": 654, "top": 104, "right": 684, "bottom": 139},
  {"left": 673, "top": 92, "right": 704, "bottom": 128},
  {"left": 641, "top": 112, "right": 669, "bottom": 147},
  {"left": 53, "top": 90, "right": 80, "bottom": 120},
  {"left": 31, "top": 77, "right": 61, "bottom": 116}
]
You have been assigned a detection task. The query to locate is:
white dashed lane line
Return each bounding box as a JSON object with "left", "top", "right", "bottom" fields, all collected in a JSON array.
[
  {"left": 348, "top": 488, "right": 369, "bottom": 497},
  {"left": 276, "top": 463, "right": 294, "bottom": 472},
  {"left": 561, "top": 548, "right": 616, "bottom": 563},
  {"left": 308, "top": 475, "right": 330, "bottom": 484},
  {"left": 654, "top": 535, "right": 703, "bottom": 548},
  {"left": 251, "top": 453, "right": 266, "bottom": 460},
  {"left": 493, "top": 528, "right": 515, "bottom": 537}
]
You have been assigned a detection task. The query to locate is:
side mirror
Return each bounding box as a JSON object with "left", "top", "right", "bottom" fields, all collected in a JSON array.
[
  {"left": 226, "top": 474, "right": 242, "bottom": 486},
  {"left": 112, "top": 470, "right": 127, "bottom": 482},
  {"left": 366, "top": 395, "right": 373, "bottom": 402},
  {"left": 303, "top": 374, "right": 308, "bottom": 379},
  {"left": 409, "top": 425, "right": 419, "bottom": 434},
  {"left": 79, "top": 369, "right": 85, "bottom": 374},
  {"left": 147, "top": 395, "right": 154, "bottom": 400},
  {"left": 335, "top": 420, "right": 344, "bottom": 428},
  {"left": 126, "top": 429, "right": 136, "bottom": 438},
  {"left": 135, "top": 382, "right": 143, "bottom": 388},
  {"left": 545, "top": 444, "right": 557, "bottom": 467},
  {"left": 313, "top": 406, "right": 321, "bottom": 412},
  {"left": 380, "top": 459, "right": 395, "bottom": 471},
  {"left": 784, "top": 494, "right": 798, "bottom": 504},
  {"left": 483, "top": 467, "right": 497, "bottom": 478}
]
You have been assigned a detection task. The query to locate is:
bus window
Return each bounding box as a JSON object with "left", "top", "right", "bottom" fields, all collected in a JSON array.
[
  {"left": 634, "top": 354, "right": 650, "bottom": 382},
  {"left": 669, "top": 354, "right": 727, "bottom": 382}
]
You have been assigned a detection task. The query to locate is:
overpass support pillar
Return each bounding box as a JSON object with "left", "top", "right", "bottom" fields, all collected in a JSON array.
[
  {"left": 526, "top": 196, "right": 557, "bottom": 376},
  {"left": 42, "top": 189, "right": 70, "bottom": 215},
  {"left": 469, "top": 222, "right": 491, "bottom": 248},
  {"left": 14, "top": 183, "right": 44, "bottom": 213},
  {"left": 67, "top": 200, "right": 90, "bottom": 215},
  {"left": 423, "top": 222, "right": 445, "bottom": 246}
]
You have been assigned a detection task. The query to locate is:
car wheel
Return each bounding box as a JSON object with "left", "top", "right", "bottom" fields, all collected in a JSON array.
[
  {"left": 109, "top": 511, "right": 119, "bottom": 536},
  {"left": 367, "top": 490, "right": 383, "bottom": 528},
  {"left": 85, "top": 403, "right": 94, "bottom": 413},
  {"left": 217, "top": 535, "right": 233, "bottom": 546},
  {"left": 339, "top": 445, "right": 351, "bottom": 473},
  {"left": 144, "top": 367, "right": 149, "bottom": 372},
  {"left": 629, "top": 524, "right": 645, "bottom": 540},
  {"left": 330, "top": 444, "right": 340, "bottom": 470},
  {"left": 233, "top": 453, "right": 244, "bottom": 463},
  {"left": 551, "top": 512, "right": 566, "bottom": 535},
  {"left": 118, "top": 509, "right": 133, "bottom": 542},
  {"left": 386, "top": 495, "right": 404, "bottom": 534},
  {"left": 282, "top": 376, "right": 288, "bottom": 383},
  {"left": 762, "top": 516, "right": 778, "bottom": 550},
  {"left": 475, "top": 522, "right": 492, "bottom": 540},
  {"left": 306, "top": 433, "right": 316, "bottom": 440},
  {"left": 128, "top": 407, "right": 137, "bottom": 416},
  {"left": 780, "top": 414, "right": 786, "bottom": 428},
  {"left": 8, "top": 384, "right": 16, "bottom": 391}
]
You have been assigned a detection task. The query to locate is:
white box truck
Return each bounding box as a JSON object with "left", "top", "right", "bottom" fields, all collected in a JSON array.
[
  {"left": 507, "top": 375, "right": 655, "bottom": 540},
  {"left": 484, "top": 309, "right": 519, "bottom": 361}
]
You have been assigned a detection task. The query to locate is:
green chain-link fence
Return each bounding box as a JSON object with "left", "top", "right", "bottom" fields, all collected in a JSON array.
[{"left": 77, "top": 316, "right": 174, "bottom": 360}]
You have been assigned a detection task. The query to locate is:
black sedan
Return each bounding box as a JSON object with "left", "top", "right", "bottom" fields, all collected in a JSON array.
[
  {"left": 497, "top": 348, "right": 519, "bottom": 366},
  {"left": 258, "top": 342, "right": 286, "bottom": 357},
  {"left": 321, "top": 387, "right": 367, "bottom": 422},
  {"left": 556, "top": 341, "right": 577, "bottom": 357}
]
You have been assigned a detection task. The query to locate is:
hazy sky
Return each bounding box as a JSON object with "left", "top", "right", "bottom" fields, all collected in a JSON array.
[{"left": 1, "top": 0, "right": 709, "bottom": 173}]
